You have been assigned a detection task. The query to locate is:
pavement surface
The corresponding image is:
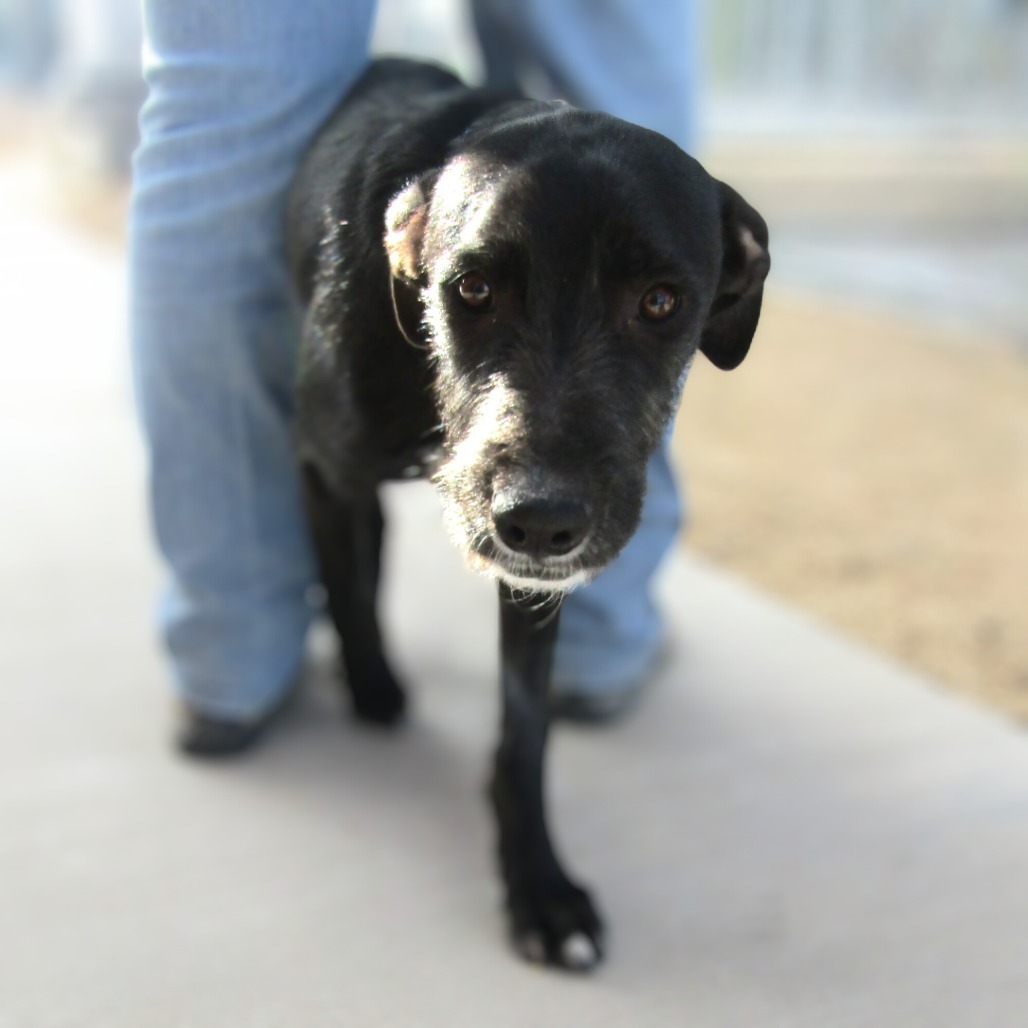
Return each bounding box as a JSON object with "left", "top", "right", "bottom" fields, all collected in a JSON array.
[{"left": 4, "top": 175, "right": 1028, "bottom": 1027}]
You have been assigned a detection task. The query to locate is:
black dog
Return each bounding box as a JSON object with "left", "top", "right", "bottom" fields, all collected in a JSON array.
[{"left": 286, "top": 58, "right": 769, "bottom": 971}]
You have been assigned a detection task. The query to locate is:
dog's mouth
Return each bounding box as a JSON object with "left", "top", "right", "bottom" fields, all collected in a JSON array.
[{"left": 463, "top": 540, "right": 599, "bottom": 594}]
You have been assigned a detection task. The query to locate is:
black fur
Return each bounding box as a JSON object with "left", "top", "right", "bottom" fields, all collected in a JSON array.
[{"left": 287, "top": 58, "right": 769, "bottom": 971}]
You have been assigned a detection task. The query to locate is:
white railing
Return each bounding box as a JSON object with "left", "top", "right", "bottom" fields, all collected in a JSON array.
[{"left": 705, "top": 0, "right": 1028, "bottom": 127}]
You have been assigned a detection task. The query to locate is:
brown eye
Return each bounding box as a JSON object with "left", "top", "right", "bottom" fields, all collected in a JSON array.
[
  {"left": 639, "top": 284, "right": 680, "bottom": 322},
  {"left": 456, "top": 271, "right": 493, "bottom": 310}
]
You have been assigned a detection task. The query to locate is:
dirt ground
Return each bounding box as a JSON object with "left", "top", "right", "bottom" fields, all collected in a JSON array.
[
  {"left": 5, "top": 111, "right": 1026, "bottom": 723},
  {"left": 673, "top": 290, "right": 1028, "bottom": 720}
]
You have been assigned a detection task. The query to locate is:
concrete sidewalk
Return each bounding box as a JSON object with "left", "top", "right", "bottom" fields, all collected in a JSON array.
[{"left": 3, "top": 189, "right": 1028, "bottom": 1027}]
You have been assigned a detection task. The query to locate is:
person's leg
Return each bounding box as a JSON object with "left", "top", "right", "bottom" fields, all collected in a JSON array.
[
  {"left": 130, "top": 0, "right": 376, "bottom": 728},
  {"left": 471, "top": 0, "right": 700, "bottom": 712},
  {"left": 472, "top": 0, "right": 698, "bottom": 144},
  {"left": 550, "top": 435, "right": 685, "bottom": 715}
]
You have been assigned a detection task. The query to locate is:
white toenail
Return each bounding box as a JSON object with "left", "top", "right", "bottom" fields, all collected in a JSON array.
[{"left": 561, "top": 932, "right": 598, "bottom": 969}]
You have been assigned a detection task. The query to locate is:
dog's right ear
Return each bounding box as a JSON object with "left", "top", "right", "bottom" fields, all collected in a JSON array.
[{"left": 385, "top": 177, "right": 433, "bottom": 348}]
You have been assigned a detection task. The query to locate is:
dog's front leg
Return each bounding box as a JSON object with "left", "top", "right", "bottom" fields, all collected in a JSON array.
[
  {"left": 301, "top": 465, "right": 406, "bottom": 726},
  {"left": 489, "top": 583, "right": 604, "bottom": 971}
]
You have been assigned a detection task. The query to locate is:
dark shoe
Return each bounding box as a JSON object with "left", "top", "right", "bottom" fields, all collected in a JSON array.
[
  {"left": 549, "top": 640, "right": 668, "bottom": 724},
  {"left": 548, "top": 681, "right": 644, "bottom": 724},
  {"left": 175, "top": 683, "right": 299, "bottom": 758}
]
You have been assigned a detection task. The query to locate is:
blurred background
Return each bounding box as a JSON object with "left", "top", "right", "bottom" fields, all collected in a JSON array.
[{"left": 2, "top": 0, "right": 1026, "bottom": 717}]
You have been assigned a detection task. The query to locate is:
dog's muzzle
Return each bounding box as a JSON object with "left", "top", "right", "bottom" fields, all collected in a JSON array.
[{"left": 469, "top": 473, "right": 598, "bottom": 592}]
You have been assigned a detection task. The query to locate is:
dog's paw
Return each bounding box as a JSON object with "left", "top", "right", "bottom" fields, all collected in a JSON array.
[
  {"left": 507, "top": 878, "right": 605, "bottom": 972},
  {"left": 347, "top": 661, "right": 407, "bottom": 727}
]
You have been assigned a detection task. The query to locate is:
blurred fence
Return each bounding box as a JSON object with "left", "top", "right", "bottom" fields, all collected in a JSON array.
[
  {"left": 706, "top": 0, "right": 1028, "bottom": 131},
  {"left": 4, "top": 0, "right": 1027, "bottom": 142}
]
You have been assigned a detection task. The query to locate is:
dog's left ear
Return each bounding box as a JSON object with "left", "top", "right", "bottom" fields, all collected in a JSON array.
[
  {"left": 385, "top": 176, "right": 434, "bottom": 348},
  {"left": 700, "top": 183, "right": 771, "bottom": 371}
]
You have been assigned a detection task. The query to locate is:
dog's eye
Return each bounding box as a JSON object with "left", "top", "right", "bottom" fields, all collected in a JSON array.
[
  {"left": 456, "top": 271, "right": 493, "bottom": 311},
  {"left": 639, "top": 284, "right": 680, "bottom": 322}
]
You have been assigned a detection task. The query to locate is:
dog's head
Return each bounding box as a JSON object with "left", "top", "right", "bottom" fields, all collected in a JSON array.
[{"left": 385, "top": 106, "right": 769, "bottom": 592}]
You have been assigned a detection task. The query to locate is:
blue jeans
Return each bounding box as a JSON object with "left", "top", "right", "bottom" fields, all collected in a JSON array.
[{"left": 130, "top": 0, "right": 697, "bottom": 721}]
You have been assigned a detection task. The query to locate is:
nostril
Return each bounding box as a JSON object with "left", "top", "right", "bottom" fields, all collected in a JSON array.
[
  {"left": 499, "top": 521, "right": 528, "bottom": 549},
  {"left": 547, "top": 518, "right": 587, "bottom": 556}
]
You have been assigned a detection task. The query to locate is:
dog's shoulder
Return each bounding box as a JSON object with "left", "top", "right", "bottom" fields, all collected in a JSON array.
[{"left": 287, "top": 59, "right": 519, "bottom": 302}]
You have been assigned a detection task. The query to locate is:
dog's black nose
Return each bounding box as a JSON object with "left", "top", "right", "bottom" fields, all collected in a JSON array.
[{"left": 492, "top": 494, "right": 590, "bottom": 558}]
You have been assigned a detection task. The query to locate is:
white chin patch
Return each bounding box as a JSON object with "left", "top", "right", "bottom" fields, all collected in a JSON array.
[{"left": 486, "top": 562, "right": 595, "bottom": 594}]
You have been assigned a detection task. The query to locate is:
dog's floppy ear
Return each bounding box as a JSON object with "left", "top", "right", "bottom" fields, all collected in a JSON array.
[
  {"left": 385, "top": 176, "right": 433, "bottom": 348},
  {"left": 700, "top": 183, "right": 770, "bottom": 371}
]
